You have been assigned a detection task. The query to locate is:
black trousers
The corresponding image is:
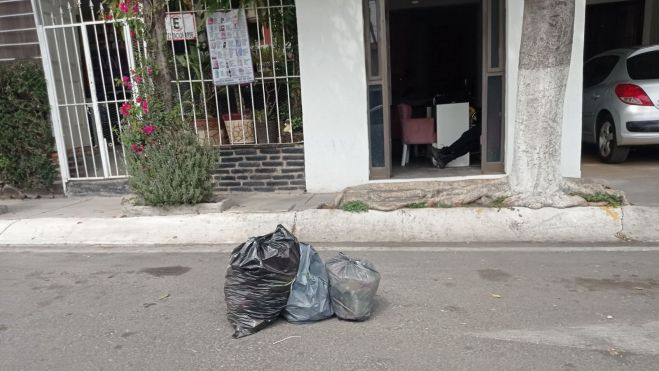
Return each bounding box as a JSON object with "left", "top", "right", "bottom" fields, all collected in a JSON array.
[{"left": 440, "top": 126, "right": 481, "bottom": 163}]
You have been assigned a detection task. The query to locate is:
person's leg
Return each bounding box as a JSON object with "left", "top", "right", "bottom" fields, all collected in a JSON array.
[
  {"left": 441, "top": 126, "right": 480, "bottom": 155},
  {"left": 433, "top": 126, "right": 481, "bottom": 169}
]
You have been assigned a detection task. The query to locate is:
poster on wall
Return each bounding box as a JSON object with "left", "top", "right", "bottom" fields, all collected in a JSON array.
[{"left": 207, "top": 9, "right": 255, "bottom": 86}]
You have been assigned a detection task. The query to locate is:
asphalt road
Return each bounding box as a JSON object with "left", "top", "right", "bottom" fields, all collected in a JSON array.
[
  {"left": 2, "top": 248, "right": 659, "bottom": 371},
  {"left": 581, "top": 144, "right": 659, "bottom": 206}
]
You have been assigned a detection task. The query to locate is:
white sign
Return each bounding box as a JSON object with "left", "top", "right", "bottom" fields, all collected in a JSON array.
[
  {"left": 207, "top": 9, "right": 255, "bottom": 86},
  {"left": 166, "top": 12, "right": 197, "bottom": 41}
]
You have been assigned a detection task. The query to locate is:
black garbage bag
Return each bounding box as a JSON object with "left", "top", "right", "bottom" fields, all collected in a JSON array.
[
  {"left": 224, "top": 225, "right": 301, "bottom": 338},
  {"left": 326, "top": 253, "right": 381, "bottom": 321}
]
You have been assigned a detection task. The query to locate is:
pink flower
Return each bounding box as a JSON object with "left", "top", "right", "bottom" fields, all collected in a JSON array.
[
  {"left": 131, "top": 143, "right": 143, "bottom": 155},
  {"left": 120, "top": 102, "right": 133, "bottom": 117},
  {"left": 119, "top": 2, "right": 129, "bottom": 13},
  {"left": 121, "top": 75, "right": 132, "bottom": 90},
  {"left": 142, "top": 125, "right": 155, "bottom": 135},
  {"left": 132, "top": 3, "right": 140, "bottom": 13},
  {"left": 134, "top": 75, "right": 143, "bottom": 84},
  {"left": 141, "top": 99, "right": 149, "bottom": 114},
  {"left": 146, "top": 67, "right": 153, "bottom": 76},
  {"left": 136, "top": 97, "right": 143, "bottom": 104}
]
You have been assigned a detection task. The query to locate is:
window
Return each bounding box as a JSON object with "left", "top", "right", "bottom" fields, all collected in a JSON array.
[
  {"left": 366, "top": 0, "right": 380, "bottom": 78},
  {"left": 583, "top": 55, "right": 619, "bottom": 88},
  {"left": 627, "top": 50, "right": 659, "bottom": 80}
]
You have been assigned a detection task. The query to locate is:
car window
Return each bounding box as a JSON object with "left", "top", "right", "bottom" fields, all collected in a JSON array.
[
  {"left": 627, "top": 50, "right": 659, "bottom": 80},
  {"left": 583, "top": 55, "right": 620, "bottom": 88}
]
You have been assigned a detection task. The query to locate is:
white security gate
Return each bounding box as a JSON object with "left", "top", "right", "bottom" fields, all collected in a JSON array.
[{"left": 32, "top": 0, "right": 135, "bottom": 184}]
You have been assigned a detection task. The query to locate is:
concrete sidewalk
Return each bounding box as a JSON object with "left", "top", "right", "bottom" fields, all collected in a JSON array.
[{"left": 1, "top": 194, "right": 658, "bottom": 246}]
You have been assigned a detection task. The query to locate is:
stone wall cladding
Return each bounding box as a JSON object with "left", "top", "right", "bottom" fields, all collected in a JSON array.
[{"left": 214, "top": 143, "right": 306, "bottom": 193}]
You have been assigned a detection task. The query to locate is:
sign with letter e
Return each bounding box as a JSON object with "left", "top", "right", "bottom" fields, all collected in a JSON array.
[{"left": 166, "top": 12, "right": 197, "bottom": 41}]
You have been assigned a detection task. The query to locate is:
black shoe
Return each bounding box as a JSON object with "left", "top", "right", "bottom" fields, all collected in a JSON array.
[{"left": 436, "top": 156, "right": 447, "bottom": 169}]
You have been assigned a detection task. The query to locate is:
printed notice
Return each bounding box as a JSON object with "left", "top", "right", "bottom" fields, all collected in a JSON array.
[{"left": 207, "top": 9, "right": 255, "bottom": 86}]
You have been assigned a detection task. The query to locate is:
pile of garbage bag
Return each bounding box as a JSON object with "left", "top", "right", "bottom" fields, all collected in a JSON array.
[{"left": 224, "top": 225, "right": 381, "bottom": 338}]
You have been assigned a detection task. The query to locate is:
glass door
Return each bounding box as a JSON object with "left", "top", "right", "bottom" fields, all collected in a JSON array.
[
  {"left": 481, "top": 0, "right": 506, "bottom": 173},
  {"left": 365, "top": 0, "right": 391, "bottom": 179}
]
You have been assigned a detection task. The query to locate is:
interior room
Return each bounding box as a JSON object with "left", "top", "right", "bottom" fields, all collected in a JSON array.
[{"left": 389, "top": 0, "right": 483, "bottom": 179}]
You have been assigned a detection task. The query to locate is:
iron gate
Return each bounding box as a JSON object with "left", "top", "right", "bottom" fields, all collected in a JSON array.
[{"left": 32, "top": 0, "right": 135, "bottom": 183}]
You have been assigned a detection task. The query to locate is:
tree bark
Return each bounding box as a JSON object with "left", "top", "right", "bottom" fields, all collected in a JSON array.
[
  {"left": 142, "top": 0, "right": 174, "bottom": 110},
  {"left": 508, "top": 0, "right": 576, "bottom": 204}
]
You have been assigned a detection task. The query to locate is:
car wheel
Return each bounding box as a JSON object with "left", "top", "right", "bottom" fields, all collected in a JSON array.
[{"left": 597, "top": 119, "right": 629, "bottom": 163}]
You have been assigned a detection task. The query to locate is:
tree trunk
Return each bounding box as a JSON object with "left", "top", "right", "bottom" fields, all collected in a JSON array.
[
  {"left": 508, "top": 0, "right": 575, "bottom": 201},
  {"left": 142, "top": 1, "right": 174, "bottom": 110}
]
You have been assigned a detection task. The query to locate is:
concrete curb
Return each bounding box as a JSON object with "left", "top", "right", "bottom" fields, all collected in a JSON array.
[
  {"left": 294, "top": 207, "right": 624, "bottom": 243},
  {"left": 121, "top": 199, "right": 235, "bottom": 217},
  {"left": 621, "top": 206, "right": 659, "bottom": 243},
  {"left": 1, "top": 206, "right": 657, "bottom": 246}
]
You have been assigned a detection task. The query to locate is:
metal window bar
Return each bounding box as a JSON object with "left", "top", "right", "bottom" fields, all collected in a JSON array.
[
  {"left": 89, "top": 3, "right": 120, "bottom": 176},
  {"left": 98, "top": 5, "right": 128, "bottom": 171},
  {"left": 55, "top": 8, "right": 96, "bottom": 177},
  {"left": 170, "top": 0, "right": 302, "bottom": 146}
]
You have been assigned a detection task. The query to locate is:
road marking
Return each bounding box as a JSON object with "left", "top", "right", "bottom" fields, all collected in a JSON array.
[{"left": 472, "top": 321, "right": 659, "bottom": 356}]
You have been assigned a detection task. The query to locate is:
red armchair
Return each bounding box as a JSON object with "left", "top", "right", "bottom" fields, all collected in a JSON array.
[{"left": 397, "top": 104, "right": 436, "bottom": 166}]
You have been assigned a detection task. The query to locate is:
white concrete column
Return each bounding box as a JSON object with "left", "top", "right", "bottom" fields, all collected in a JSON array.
[
  {"left": 561, "top": 0, "right": 586, "bottom": 178},
  {"left": 296, "top": 0, "right": 371, "bottom": 193}
]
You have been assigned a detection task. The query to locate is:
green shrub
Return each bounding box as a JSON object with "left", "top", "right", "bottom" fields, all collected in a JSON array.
[
  {"left": 0, "top": 61, "right": 55, "bottom": 190},
  {"left": 126, "top": 120, "right": 216, "bottom": 206},
  {"left": 118, "top": 62, "right": 216, "bottom": 206}
]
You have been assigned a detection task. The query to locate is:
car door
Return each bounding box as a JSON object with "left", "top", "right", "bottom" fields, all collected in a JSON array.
[{"left": 582, "top": 55, "right": 620, "bottom": 142}]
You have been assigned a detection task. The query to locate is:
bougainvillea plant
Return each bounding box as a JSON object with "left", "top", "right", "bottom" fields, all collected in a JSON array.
[
  {"left": 105, "top": 0, "right": 215, "bottom": 206},
  {"left": 115, "top": 63, "right": 158, "bottom": 157}
]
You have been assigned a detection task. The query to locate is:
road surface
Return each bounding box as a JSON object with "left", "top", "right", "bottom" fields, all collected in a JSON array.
[{"left": 2, "top": 246, "right": 659, "bottom": 370}]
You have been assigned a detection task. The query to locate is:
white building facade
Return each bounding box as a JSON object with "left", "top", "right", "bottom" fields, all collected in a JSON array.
[
  {"left": 297, "top": 0, "right": 659, "bottom": 192},
  {"left": 31, "top": 0, "right": 659, "bottom": 194}
]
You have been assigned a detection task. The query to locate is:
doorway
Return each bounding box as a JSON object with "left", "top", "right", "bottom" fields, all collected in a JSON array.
[{"left": 365, "top": 0, "right": 505, "bottom": 180}]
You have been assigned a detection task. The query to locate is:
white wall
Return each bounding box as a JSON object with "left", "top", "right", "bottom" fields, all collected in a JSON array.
[
  {"left": 505, "top": 0, "right": 584, "bottom": 178},
  {"left": 297, "top": 0, "right": 370, "bottom": 193}
]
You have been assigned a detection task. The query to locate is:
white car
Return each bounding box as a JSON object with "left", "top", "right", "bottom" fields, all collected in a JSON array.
[{"left": 582, "top": 45, "right": 659, "bottom": 163}]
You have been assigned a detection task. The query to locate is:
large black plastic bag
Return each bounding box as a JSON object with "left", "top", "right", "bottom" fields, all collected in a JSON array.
[
  {"left": 326, "top": 253, "right": 381, "bottom": 321},
  {"left": 224, "top": 225, "right": 301, "bottom": 338},
  {"left": 283, "top": 243, "right": 334, "bottom": 323}
]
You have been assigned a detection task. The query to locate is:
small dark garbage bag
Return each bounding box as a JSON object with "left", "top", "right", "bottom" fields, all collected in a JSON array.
[
  {"left": 283, "top": 243, "right": 334, "bottom": 323},
  {"left": 326, "top": 253, "right": 381, "bottom": 321},
  {"left": 224, "top": 225, "right": 301, "bottom": 338}
]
